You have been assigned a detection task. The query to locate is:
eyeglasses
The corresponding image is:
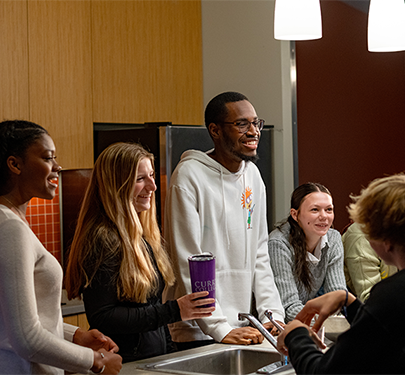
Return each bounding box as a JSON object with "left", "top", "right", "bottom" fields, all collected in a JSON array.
[{"left": 221, "top": 119, "right": 265, "bottom": 134}]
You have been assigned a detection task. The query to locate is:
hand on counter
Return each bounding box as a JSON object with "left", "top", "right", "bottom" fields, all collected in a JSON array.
[
  {"left": 221, "top": 327, "right": 264, "bottom": 345},
  {"left": 73, "top": 328, "right": 119, "bottom": 353},
  {"left": 177, "top": 291, "right": 215, "bottom": 321}
]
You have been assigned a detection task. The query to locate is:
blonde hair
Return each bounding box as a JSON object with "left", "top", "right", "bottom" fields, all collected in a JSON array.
[
  {"left": 65, "top": 142, "right": 175, "bottom": 303},
  {"left": 348, "top": 173, "right": 405, "bottom": 247}
]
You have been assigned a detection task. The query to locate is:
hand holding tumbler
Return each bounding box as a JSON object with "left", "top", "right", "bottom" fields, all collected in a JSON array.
[{"left": 188, "top": 252, "right": 216, "bottom": 307}]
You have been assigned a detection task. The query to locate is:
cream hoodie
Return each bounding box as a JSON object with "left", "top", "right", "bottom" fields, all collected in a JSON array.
[{"left": 163, "top": 150, "right": 284, "bottom": 343}]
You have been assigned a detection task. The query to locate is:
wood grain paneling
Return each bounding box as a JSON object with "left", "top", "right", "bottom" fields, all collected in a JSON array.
[
  {"left": 28, "top": 1, "right": 93, "bottom": 169},
  {"left": 63, "top": 315, "right": 77, "bottom": 326},
  {"left": 0, "top": 1, "right": 29, "bottom": 120},
  {"left": 63, "top": 313, "right": 89, "bottom": 330},
  {"left": 77, "top": 313, "right": 90, "bottom": 330},
  {"left": 92, "top": 1, "right": 203, "bottom": 125},
  {"left": 2, "top": 0, "right": 203, "bottom": 168}
]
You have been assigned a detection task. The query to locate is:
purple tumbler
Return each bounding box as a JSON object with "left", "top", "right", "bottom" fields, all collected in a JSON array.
[{"left": 188, "top": 252, "right": 216, "bottom": 307}]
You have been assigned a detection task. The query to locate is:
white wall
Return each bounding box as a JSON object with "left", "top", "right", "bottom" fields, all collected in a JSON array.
[{"left": 201, "top": 0, "right": 295, "bottom": 225}]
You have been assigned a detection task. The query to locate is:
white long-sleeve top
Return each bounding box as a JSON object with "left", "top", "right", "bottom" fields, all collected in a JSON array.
[
  {"left": 163, "top": 150, "right": 284, "bottom": 343},
  {"left": 0, "top": 205, "right": 93, "bottom": 374}
]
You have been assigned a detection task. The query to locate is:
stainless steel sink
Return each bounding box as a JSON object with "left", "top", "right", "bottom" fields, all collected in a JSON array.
[{"left": 136, "top": 347, "right": 287, "bottom": 375}]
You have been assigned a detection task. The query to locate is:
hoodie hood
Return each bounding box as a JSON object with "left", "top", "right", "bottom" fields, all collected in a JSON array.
[{"left": 179, "top": 149, "right": 249, "bottom": 176}]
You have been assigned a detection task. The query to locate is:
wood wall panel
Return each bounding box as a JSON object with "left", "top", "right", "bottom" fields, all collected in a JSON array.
[
  {"left": 1, "top": 0, "right": 203, "bottom": 169},
  {"left": 63, "top": 313, "right": 89, "bottom": 330},
  {"left": 28, "top": 1, "right": 93, "bottom": 169},
  {"left": 0, "top": 1, "right": 29, "bottom": 120},
  {"left": 92, "top": 1, "right": 203, "bottom": 125},
  {"left": 77, "top": 312, "right": 90, "bottom": 330}
]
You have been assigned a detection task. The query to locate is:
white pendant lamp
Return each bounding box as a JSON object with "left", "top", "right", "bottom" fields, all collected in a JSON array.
[
  {"left": 274, "top": 0, "right": 322, "bottom": 41},
  {"left": 367, "top": 0, "right": 405, "bottom": 52}
]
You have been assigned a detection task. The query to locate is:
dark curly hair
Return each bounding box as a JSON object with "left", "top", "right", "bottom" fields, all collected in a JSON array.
[{"left": 0, "top": 120, "right": 48, "bottom": 194}]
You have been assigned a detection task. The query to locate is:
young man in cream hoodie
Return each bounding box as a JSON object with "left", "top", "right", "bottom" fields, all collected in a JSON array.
[{"left": 164, "top": 91, "right": 284, "bottom": 350}]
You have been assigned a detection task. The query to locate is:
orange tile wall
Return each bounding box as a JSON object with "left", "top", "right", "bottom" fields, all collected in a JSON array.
[{"left": 26, "top": 187, "right": 61, "bottom": 262}]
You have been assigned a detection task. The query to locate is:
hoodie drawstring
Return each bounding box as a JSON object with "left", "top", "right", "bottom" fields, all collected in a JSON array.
[{"left": 221, "top": 168, "right": 231, "bottom": 251}]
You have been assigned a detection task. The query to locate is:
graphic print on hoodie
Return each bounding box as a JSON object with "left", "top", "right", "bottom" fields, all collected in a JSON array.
[{"left": 241, "top": 187, "right": 255, "bottom": 230}]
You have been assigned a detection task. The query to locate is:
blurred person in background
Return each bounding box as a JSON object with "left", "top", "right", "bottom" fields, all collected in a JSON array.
[{"left": 343, "top": 221, "right": 397, "bottom": 302}]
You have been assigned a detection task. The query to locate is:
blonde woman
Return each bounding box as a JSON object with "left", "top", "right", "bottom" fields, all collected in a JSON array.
[{"left": 65, "top": 142, "right": 214, "bottom": 363}]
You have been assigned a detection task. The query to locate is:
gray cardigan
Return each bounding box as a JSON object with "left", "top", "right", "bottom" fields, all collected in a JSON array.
[{"left": 268, "top": 222, "right": 346, "bottom": 322}]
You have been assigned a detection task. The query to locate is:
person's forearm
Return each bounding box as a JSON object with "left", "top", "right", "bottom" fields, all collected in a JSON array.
[
  {"left": 285, "top": 327, "right": 324, "bottom": 373},
  {"left": 342, "top": 289, "right": 356, "bottom": 307}
]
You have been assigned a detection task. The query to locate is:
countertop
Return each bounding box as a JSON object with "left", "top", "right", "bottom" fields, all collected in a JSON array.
[
  {"left": 119, "top": 341, "right": 296, "bottom": 375},
  {"left": 61, "top": 289, "right": 86, "bottom": 316}
]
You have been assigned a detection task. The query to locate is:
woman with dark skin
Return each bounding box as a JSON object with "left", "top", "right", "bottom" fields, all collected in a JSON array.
[{"left": 0, "top": 120, "right": 122, "bottom": 375}]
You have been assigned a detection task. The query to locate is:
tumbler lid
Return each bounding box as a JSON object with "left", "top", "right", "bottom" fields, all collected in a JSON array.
[{"left": 188, "top": 252, "right": 215, "bottom": 261}]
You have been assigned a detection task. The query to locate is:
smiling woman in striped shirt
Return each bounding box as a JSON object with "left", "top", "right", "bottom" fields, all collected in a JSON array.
[{"left": 268, "top": 182, "right": 347, "bottom": 322}]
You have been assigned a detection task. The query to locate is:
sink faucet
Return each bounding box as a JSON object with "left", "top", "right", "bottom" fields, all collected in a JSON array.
[
  {"left": 264, "top": 309, "right": 284, "bottom": 333},
  {"left": 237, "top": 312, "right": 279, "bottom": 352}
]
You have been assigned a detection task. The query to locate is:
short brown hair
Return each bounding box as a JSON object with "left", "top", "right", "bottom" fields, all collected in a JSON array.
[{"left": 348, "top": 173, "right": 405, "bottom": 247}]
